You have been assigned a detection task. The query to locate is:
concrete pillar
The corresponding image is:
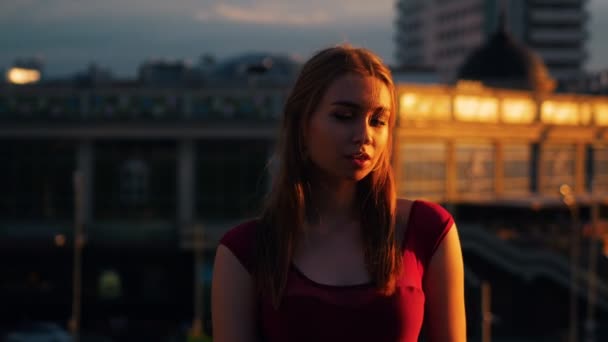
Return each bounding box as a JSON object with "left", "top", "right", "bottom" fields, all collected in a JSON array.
[
  {"left": 76, "top": 140, "right": 94, "bottom": 223},
  {"left": 178, "top": 139, "right": 195, "bottom": 228}
]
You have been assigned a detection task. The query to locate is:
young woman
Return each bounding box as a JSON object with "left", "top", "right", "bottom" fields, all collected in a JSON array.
[{"left": 211, "top": 45, "right": 466, "bottom": 342}]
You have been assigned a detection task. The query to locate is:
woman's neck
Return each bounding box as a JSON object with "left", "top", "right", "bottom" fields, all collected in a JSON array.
[{"left": 306, "top": 176, "right": 359, "bottom": 232}]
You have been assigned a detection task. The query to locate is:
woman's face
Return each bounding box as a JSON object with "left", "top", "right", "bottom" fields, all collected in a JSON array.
[{"left": 305, "top": 73, "right": 392, "bottom": 182}]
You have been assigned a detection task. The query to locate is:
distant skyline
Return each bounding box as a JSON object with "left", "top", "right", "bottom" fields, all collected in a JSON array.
[{"left": 2, "top": 0, "right": 607, "bottom": 78}]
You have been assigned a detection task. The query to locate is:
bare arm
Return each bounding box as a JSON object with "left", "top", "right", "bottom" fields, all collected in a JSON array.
[
  {"left": 423, "top": 224, "right": 467, "bottom": 342},
  {"left": 211, "top": 244, "right": 257, "bottom": 342}
]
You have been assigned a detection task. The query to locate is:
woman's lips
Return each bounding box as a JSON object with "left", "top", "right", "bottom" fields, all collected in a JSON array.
[{"left": 348, "top": 154, "right": 371, "bottom": 168}]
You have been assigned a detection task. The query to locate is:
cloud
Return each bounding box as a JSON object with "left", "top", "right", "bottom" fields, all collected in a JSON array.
[
  {"left": 193, "top": 0, "right": 393, "bottom": 27},
  {"left": 195, "top": 3, "right": 331, "bottom": 26},
  {"left": 0, "top": 0, "right": 392, "bottom": 25},
  {"left": 0, "top": 0, "right": 199, "bottom": 21}
]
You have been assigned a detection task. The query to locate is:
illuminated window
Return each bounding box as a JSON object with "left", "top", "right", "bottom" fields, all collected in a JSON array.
[
  {"left": 98, "top": 269, "right": 122, "bottom": 300},
  {"left": 594, "top": 102, "right": 608, "bottom": 126},
  {"left": 580, "top": 103, "right": 592, "bottom": 125},
  {"left": 453, "top": 95, "right": 498, "bottom": 123},
  {"left": 501, "top": 98, "right": 536, "bottom": 124},
  {"left": 541, "top": 101, "right": 579, "bottom": 125},
  {"left": 399, "top": 92, "right": 451, "bottom": 121},
  {"left": 6, "top": 67, "right": 40, "bottom": 85}
]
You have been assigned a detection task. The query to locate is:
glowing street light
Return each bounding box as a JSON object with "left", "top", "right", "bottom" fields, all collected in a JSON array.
[
  {"left": 6, "top": 67, "right": 41, "bottom": 85},
  {"left": 560, "top": 184, "right": 581, "bottom": 342}
]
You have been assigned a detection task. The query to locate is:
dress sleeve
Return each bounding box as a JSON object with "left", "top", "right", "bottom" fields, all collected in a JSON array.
[
  {"left": 218, "top": 220, "right": 258, "bottom": 273},
  {"left": 411, "top": 200, "right": 455, "bottom": 268}
]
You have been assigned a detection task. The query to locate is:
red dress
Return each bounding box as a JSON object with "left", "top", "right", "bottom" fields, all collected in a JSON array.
[{"left": 219, "top": 200, "right": 454, "bottom": 342}]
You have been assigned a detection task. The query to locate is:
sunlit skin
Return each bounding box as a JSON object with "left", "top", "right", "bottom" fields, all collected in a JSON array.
[
  {"left": 302, "top": 74, "right": 391, "bottom": 230},
  {"left": 290, "top": 74, "right": 393, "bottom": 283},
  {"left": 306, "top": 73, "right": 391, "bottom": 183}
]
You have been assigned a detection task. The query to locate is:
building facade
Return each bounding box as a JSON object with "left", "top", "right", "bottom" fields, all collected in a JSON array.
[
  {"left": 395, "top": 0, "right": 588, "bottom": 81},
  {"left": 2, "top": 38, "right": 608, "bottom": 339},
  {"left": 3, "top": 75, "right": 608, "bottom": 339}
]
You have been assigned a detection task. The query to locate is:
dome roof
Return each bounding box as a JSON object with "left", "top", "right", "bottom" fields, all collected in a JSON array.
[
  {"left": 211, "top": 53, "right": 302, "bottom": 79},
  {"left": 456, "top": 16, "right": 556, "bottom": 93}
]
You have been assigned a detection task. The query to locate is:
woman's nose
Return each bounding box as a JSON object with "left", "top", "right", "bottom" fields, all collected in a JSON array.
[{"left": 352, "top": 120, "right": 372, "bottom": 145}]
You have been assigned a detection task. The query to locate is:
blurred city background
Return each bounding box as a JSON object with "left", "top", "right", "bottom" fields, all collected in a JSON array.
[{"left": 2, "top": 0, "right": 608, "bottom": 341}]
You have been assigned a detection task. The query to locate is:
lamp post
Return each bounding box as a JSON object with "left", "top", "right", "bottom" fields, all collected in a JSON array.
[
  {"left": 585, "top": 201, "right": 600, "bottom": 342},
  {"left": 481, "top": 281, "right": 492, "bottom": 342},
  {"left": 69, "top": 171, "right": 85, "bottom": 342},
  {"left": 189, "top": 224, "right": 210, "bottom": 342},
  {"left": 560, "top": 184, "right": 580, "bottom": 342}
]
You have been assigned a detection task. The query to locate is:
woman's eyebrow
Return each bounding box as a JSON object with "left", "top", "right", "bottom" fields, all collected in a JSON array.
[
  {"left": 331, "top": 101, "right": 388, "bottom": 113},
  {"left": 331, "top": 100, "right": 361, "bottom": 110}
]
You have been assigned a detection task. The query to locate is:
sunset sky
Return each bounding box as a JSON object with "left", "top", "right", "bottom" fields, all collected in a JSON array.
[{"left": 2, "top": 0, "right": 606, "bottom": 77}]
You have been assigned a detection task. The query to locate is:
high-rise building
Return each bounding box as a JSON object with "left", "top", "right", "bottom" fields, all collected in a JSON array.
[{"left": 395, "top": 0, "right": 588, "bottom": 82}]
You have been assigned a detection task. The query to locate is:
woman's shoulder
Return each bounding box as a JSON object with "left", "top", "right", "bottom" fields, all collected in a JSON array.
[
  {"left": 396, "top": 198, "right": 453, "bottom": 228},
  {"left": 218, "top": 219, "right": 260, "bottom": 273},
  {"left": 220, "top": 219, "right": 259, "bottom": 243},
  {"left": 407, "top": 199, "right": 454, "bottom": 225},
  {"left": 397, "top": 198, "right": 455, "bottom": 263}
]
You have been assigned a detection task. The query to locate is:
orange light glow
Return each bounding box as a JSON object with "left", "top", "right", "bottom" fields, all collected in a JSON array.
[
  {"left": 7, "top": 67, "right": 41, "bottom": 84},
  {"left": 399, "top": 92, "right": 450, "bottom": 121},
  {"left": 455, "top": 80, "right": 484, "bottom": 92},
  {"left": 454, "top": 95, "right": 498, "bottom": 123},
  {"left": 54, "top": 234, "right": 66, "bottom": 247},
  {"left": 580, "top": 103, "right": 592, "bottom": 125},
  {"left": 595, "top": 102, "right": 608, "bottom": 126},
  {"left": 501, "top": 98, "right": 536, "bottom": 124},
  {"left": 541, "top": 101, "right": 579, "bottom": 125}
]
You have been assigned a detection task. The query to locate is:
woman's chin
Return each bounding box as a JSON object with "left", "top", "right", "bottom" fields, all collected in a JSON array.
[{"left": 348, "top": 169, "right": 373, "bottom": 182}]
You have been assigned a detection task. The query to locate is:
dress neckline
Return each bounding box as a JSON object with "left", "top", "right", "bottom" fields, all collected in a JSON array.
[{"left": 289, "top": 200, "right": 419, "bottom": 290}]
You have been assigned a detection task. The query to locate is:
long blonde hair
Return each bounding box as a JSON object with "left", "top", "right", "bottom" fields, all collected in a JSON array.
[{"left": 255, "top": 45, "right": 399, "bottom": 308}]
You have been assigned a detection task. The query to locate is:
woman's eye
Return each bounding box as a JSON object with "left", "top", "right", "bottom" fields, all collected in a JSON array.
[
  {"left": 371, "top": 116, "right": 387, "bottom": 126},
  {"left": 333, "top": 112, "right": 353, "bottom": 120}
]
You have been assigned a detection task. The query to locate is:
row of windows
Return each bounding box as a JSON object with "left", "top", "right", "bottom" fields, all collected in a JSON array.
[
  {"left": 529, "top": 4, "right": 584, "bottom": 11},
  {"left": 2, "top": 141, "right": 76, "bottom": 219},
  {"left": 399, "top": 56, "right": 426, "bottom": 66},
  {"left": 0, "top": 93, "right": 281, "bottom": 122},
  {"left": 436, "top": 2, "right": 484, "bottom": 24},
  {"left": 399, "top": 142, "right": 607, "bottom": 200},
  {"left": 545, "top": 61, "right": 583, "bottom": 70},
  {"left": 396, "top": 0, "right": 425, "bottom": 14},
  {"left": 2, "top": 140, "right": 273, "bottom": 221},
  {"left": 398, "top": 20, "right": 423, "bottom": 32},
  {"left": 395, "top": 46, "right": 425, "bottom": 65},
  {"left": 529, "top": 22, "right": 582, "bottom": 31},
  {"left": 7, "top": 140, "right": 608, "bottom": 220},
  {"left": 436, "top": 23, "right": 482, "bottom": 42},
  {"left": 532, "top": 41, "right": 583, "bottom": 49},
  {"left": 402, "top": 37, "right": 425, "bottom": 49},
  {"left": 395, "top": 33, "right": 424, "bottom": 49},
  {"left": 396, "top": 13, "right": 423, "bottom": 30},
  {"left": 436, "top": 45, "right": 470, "bottom": 59}
]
